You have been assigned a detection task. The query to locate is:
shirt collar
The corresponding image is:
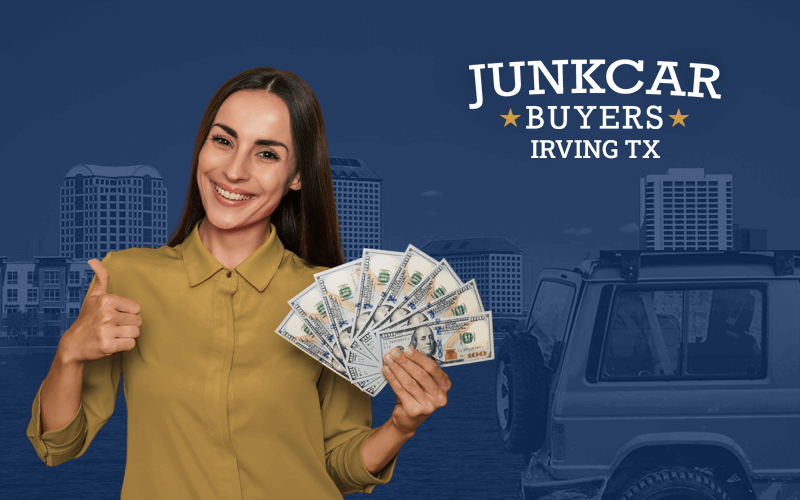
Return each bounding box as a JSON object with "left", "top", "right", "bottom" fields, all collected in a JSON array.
[{"left": 181, "top": 219, "right": 285, "bottom": 292}]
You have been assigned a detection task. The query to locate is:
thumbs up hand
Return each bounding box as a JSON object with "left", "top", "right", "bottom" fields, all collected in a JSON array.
[{"left": 58, "top": 258, "right": 143, "bottom": 365}]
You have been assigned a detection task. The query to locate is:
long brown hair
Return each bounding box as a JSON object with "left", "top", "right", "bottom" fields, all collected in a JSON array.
[{"left": 167, "top": 67, "right": 344, "bottom": 268}]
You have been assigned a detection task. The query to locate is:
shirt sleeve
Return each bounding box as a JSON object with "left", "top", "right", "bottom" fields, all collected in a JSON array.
[
  {"left": 318, "top": 369, "right": 398, "bottom": 494},
  {"left": 26, "top": 252, "right": 124, "bottom": 467}
]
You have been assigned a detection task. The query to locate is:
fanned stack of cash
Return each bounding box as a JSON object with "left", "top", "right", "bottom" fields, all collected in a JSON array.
[{"left": 275, "top": 245, "right": 495, "bottom": 397}]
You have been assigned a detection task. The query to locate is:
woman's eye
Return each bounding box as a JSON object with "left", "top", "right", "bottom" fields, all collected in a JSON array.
[
  {"left": 211, "top": 135, "right": 231, "bottom": 147},
  {"left": 258, "top": 150, "right": 280, "bottom": 160}
]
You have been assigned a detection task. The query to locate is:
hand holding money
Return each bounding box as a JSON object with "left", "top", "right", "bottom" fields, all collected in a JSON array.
[
  {"left": 277, "top": 244, "right": 495, "bottom": 397},
  {"left": 381, "top": 345, "right": 451, "bottom": 434}
]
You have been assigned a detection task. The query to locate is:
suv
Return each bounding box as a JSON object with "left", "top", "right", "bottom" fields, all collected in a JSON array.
[{"left": 496, "top": 251, "right": 800, "bottom": 500}]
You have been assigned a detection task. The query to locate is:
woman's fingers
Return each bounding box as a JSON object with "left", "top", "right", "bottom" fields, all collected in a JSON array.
[
  {"left": 114, "top": 324, "right": 140, "bottom": 339},
  {"left": 114, "top": 337, "right": 136, "bottom": 352},
  {"left": 435, "top": 367, "right": 452, "bottom": 392},
  {"left": 114, "top": 310, "right": 143, "bottom": 327},
  {"left": 407, "top": 346, "right": 452, "bottom": 391},
  {"left": 392, "top": 346, "right": 451, "bottom": 393},
  {"left": 382, "top": 362, "right": 418, "bottom": 409},
  {"left": 383, "top": 352, "right": 430, "bottom": 406},
  {"left": 392, "top": 348, "right": 440, "bottom": 395},
  {"left": 383, "top": 345, "right": 453, "bottom": 435}
]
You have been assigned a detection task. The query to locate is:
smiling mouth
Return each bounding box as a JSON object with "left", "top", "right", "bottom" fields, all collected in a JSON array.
[{"left": 212, "top": 181, "right": 256, "bottom": 201}]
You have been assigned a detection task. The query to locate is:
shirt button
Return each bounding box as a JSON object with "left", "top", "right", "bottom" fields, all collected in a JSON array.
[{"left": 226, "top": 271, "right": 232, "bottom": 278}]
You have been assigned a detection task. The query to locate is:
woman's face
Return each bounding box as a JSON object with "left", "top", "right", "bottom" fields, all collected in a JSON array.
[{"left": 197, "top": 90, "right": 301, "bottom": 232}]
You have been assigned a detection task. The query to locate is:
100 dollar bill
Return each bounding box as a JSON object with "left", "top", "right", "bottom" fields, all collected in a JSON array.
[
  {"left": 375, "top": 279, "right": 484, "bottom": 333},
  {"left": 369, "top": 259, "right": 463, "bottom": 332},
  {"left": 352, "top": 250, "right": 403, "bottom": 343},
  {"left": 288, "top": 283, "right": 347, "bottom": 375},
  {"left": 275, "top": 311, "right": 349, "bottom": 380},
  {"left": 379, "top": 311, "right": 495, "bottom": 366},
  {"left": 358, "top": 245, "right": 438, "bottom": 357},
  {"left": 368, "top": 311, "right": 495, "bottom": 395},
  {"left": 346, "top": 331, "right": 383, "bottom": 369},
  {"left": 356, "top": 373, "right": 388, "bottom": 397},
  {"left": 314, "top": 259, "right": 362, "bottom": 359}
]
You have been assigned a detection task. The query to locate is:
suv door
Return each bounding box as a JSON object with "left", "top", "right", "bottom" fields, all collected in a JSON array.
[{"left": 524, "top": 269, "right": 583, "bottom": 371}]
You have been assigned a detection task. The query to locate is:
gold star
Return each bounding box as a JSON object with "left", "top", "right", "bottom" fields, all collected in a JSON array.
[
  {"left": 501, "top": 108, "right": 521, "bottom": 127},
  {"left": 669, "top": 109, "right": 689, "bottom": 127}
]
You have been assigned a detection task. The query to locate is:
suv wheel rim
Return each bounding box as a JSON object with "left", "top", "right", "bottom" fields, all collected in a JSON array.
[{"left": 496, "top": 360, "right": 511, "bottom": 429}]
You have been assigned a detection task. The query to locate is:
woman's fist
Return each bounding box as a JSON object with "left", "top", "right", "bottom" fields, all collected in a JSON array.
[
  {"left": 382, "top": 346, "right": 451, "bottom": 435},
  {"left": 58, "top": 258, "right": 142, "bottom": 365}
]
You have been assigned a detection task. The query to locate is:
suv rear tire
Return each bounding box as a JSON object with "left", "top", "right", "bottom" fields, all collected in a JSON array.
[
  {"left": 495, "top": 334, "right": 549, "bottom": 453},
  {"left": 621, "top": 466, "right": 731, "bottom": 500}
]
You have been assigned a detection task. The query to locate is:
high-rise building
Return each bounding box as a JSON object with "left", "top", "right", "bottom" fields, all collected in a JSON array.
[
  {"left": 640, "top": 168, "right": 733, "bottom": 250},
  {"left": 62, "top": 165, "right": 168, "bottom": 260},
  {"left": 420, "top": 237, "right": 523, "bottom": 317},
  {"left": 330, "top": 157, "right": 384, "bottom": 261}
]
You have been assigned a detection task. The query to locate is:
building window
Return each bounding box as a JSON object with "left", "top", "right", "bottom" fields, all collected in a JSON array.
[
  {"left": 27, "top": 288, "right": 38, "bottom": 302},
  {"left": 6, "top": 289, "right": 18, "bottom": 302},
  {"left": 44, "top": 289, "right": 61, "bottom": 302},
  {"left": 44, "top": 270, "right": 60, "bottom": 286},
  {"left": 69, "top": 271, "right": 81, "bottom": 285}
]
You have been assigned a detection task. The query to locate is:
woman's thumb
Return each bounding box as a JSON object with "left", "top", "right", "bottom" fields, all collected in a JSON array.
[{"left": 87, "top": 259, "right": 109, "bottom": 296}]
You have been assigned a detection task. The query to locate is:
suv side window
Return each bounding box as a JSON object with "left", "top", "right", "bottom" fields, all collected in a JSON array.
[
  {"left": 527, "top": 280, "right": 575, "bottom": 368},
  {"left": 686, "top": 289, "right": 764, "bottom": 376},
  {"left": 600, "top": 287, "right": 764, "bottom": 380}
]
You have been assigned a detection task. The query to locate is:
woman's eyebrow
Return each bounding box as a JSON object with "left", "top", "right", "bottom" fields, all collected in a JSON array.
[
  {"left": 254, "top": 138, "right": 288, "bottom": 151},
  {"left": 211, "top": 123, "right": 289, "bottom": 151},
  {"left": 212, "top": 123, "right": 238, "bottom": 138}
]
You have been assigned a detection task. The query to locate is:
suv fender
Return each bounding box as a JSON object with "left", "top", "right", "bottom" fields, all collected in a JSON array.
[
  {"left": 607, "top": 432, "right": 753, "bottom": 478},
  {"left": 602, "top": 437, "right": 756, "bottom": 500}
]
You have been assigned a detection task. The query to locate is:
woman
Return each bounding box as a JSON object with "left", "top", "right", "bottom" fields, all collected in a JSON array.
[{"left": 26, "top": 67, "right": 451, "bottom": 499}]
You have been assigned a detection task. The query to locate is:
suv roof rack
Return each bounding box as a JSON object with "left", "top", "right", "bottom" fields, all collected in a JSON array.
[{"left": 591, "top": 250, "right": 800, "bottom": 282}]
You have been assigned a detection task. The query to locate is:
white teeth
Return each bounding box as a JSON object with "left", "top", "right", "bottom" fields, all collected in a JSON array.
[{"left": 214, "top": 182, "right": 254, "bottom": 201}]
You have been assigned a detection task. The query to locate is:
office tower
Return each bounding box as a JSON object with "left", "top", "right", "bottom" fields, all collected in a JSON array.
[
  {"left": 420, "top": 237, "right": 523, "bottom": 317},
  {"left": 62, "top": 165, "right": 168, "bottom": 260},
  {"left": 330, "top": 157, "right": 383, "bottom": 261},
  {"left": 640, "top": 168, "right": 733, "bottom": 250}
]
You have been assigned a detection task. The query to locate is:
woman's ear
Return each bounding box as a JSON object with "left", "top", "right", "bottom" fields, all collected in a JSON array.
[{"left": 288, "top": 171, "right": 301, "bottom": 191}]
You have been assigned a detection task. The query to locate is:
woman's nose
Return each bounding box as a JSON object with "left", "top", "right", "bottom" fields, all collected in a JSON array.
[{"left": 223, "top": 152, "right": 250, "bottom": 181}]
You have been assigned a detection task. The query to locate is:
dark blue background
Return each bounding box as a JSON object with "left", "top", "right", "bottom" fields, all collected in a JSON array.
[{"left": 2, "top": 1, "right": 798, "bottom": 498}]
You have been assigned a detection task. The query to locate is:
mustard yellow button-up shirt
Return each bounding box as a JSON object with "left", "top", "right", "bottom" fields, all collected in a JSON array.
[{"left": 26, "top": 221, "right": 396, "bottom": 499}]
